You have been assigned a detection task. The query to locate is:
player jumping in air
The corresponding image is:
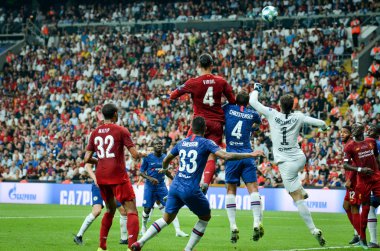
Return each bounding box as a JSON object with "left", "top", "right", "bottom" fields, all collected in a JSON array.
[
  {"left": 73, "top": 163, "right": 128, "bottom": 246},
  {"left": 140, "top": 138, "right": 188, "bottom": 237},
  {"left": 170, "top": 53, "right": 236, "bottom": 193},
  {"left": 131, "top": 116, "right": 264, "bottom": 251},
  {"left": 84, "top": 103, "right": 146, "bottom": 251},
  {"left": 249, "top": 83, "right": 327, "bottom": 246},
  {"left": 223, "top": 92, "right": 263, "bottom": 243},
  {"left": 343, "top": 123, "right": 380, "bottom": 249}
]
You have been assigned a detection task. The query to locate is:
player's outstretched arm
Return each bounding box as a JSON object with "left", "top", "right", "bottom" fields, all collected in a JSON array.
[
  {"left": 84, "top": 151, "right": 98, "bottom": 165},
  {"left": 303, "top": 116, "right": 329, "bottom": 130},
  {"left": 128, "top": 147, "right": 147, "bottom": 160},
  {"left": 161, "top": 153, "right": 176, "bottom": 171},
  {"left": 215, "top": 150, "right": 265, "bottom": 161},
  {"left": 249, "top": 84, "right": 271, "bottom": 117},
  {"left": 169, "top": 82, "right": 191, "bottom": 100}
]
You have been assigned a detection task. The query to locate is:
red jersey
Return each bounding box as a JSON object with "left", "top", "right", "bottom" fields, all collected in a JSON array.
[
  {"left": 170, "top": 74, "right": 235, "bottom": 122},
  {"left": 86, "top": 123, "right": 135, "bottom": 185},
  {"left": 344, "top": 138, "right": 380, "bottom": 184},
  {"left": 343, "top": 139, "right": 357, "bottom": 187}
]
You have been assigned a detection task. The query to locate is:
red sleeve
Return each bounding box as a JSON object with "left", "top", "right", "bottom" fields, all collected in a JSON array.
[
  {"left": 223, "top": 81, "right": 236, "bottom": 104},
  {"left": 343, "top": 143, "right": 353, "bottom": 164},
  {"left": 122, "top": 127, "right": 135, "bottom": 149},
  {"left": 170, "top": 80, "right": 193, "bottom": 100},
  {"left": 86, "top": 132, "right": 96, "bottom": 152}
]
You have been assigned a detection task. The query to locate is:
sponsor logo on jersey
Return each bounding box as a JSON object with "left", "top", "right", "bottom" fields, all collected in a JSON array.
[
  {"left": 178, "top": 173, "right": 192, "bottom": 179},
  {"left": 278, "top": 147, "right": 294, "bottom": 152}
]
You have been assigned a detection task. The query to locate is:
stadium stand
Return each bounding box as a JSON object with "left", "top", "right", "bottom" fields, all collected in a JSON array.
[{"left": 0, "top": 1, "right": 380, "bottom": 190}]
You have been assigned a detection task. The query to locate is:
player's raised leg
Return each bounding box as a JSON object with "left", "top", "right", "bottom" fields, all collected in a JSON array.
[
  {"left": 280, "top": 159, "right": 325, "bottom": 247},
  {"left": 117, "top": 204, "right": 128, "bottom": 245}
]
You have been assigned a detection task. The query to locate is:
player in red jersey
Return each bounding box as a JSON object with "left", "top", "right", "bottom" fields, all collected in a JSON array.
[
  {"left": 343, "top": 123, "right": 380, "bottom": 248},
  {"left": 170, "top": 53, "right": 236, "bottom": 192},
  {"left": 340, "top": 126, "right": 360, "bottom": 245},
  {"left": 84, "top": 103, "right": 145, "bottom": 251}
]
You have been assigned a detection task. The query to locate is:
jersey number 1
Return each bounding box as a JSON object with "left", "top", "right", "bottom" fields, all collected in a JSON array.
[
  {"left": 281, "top": 127, "right": 289, "bottom": 146},
  {"left": 203, "top": 87, "right": 215, "bottom": 106}
]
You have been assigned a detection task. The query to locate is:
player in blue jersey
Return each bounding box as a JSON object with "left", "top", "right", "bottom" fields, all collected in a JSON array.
[
  {"left": 223, "top": 91, "right": 264, "bottom": 244},
  {"left": 140, "top": 138, "right": 188, "bottom": 237},
  {"left": 73, "top": 163, "right": 128, "bottom": 245},
  {"left": 131, "top": 116, "right": 264, "bottom": 251},
  {"left": 366, "top": 124, "right": 380, "bottom": 248}
]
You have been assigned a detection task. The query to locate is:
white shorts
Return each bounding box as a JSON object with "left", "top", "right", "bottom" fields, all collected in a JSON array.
[{"left": 278, "top": 156, "right": 306, "bottom": 193}]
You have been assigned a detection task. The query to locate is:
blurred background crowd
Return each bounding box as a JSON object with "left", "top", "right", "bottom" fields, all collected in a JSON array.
[{"left": 0, "top": 0, "right": 380, "bottom": 189}]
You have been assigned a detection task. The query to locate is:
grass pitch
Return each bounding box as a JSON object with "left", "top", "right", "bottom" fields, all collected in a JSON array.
[{"left": 0, "top": 204, "right": 363, "bottom": 251}]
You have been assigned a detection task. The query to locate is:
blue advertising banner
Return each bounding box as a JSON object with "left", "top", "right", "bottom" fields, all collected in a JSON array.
[{"left": 0, "top": 183, "right": 347, "bottom": 213}]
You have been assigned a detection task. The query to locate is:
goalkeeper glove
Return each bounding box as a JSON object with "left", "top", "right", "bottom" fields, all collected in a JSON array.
[{"left": 253, "top": 82, "right": 263, "bottom": 93}]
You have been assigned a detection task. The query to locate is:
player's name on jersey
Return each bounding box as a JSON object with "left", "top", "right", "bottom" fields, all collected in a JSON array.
[
  {"left": 275, "top": 117, "right": 298, "bottom": 126},
  {"left": 229, "top": 141, "right": 244, "bottom": 146},
  {"left": 98, "top": 128, "right": 110, "bottom": 133},
  {"left": 229, "top": 110, "right": 254, "bottom": 119},
  {"left": 182, "top": 142, "right": 198, "bottom": 147},
  {"left": 203, "top": 79, "right": 215, "bottom": 85}
]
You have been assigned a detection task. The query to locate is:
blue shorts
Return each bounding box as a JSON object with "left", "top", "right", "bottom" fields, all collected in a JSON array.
[
  {"left": 225, "top": 158, "right": 257, "bottom": 185},
  {"left": 143, "top": 184, "right": 168, "bottom": 208},
  {"left": 92, "top": 184, "right": 122, "bottom": 207},
  {"left": 371, "top": 194, "right": 380, "bottom": 208},
  {"left": 165, "top": 187, "right": 210, "bottom": 216}
]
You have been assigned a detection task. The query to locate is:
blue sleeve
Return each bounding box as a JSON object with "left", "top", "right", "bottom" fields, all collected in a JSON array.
[
  {"left": 170, "top": 143, "right": 180, "bottom": 156},
  {"left": 207, "top": 140, "right": 221, "bottom": 154},
  {"left": 222, "top": 104, "right": 229, "bottom": 113},
  {"left": 140, "top": 157, "right": 149, "bottom": 172}
]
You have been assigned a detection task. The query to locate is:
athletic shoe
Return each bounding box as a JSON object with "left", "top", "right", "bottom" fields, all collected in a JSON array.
[
  {"left": 350, "top": 235, "right": 360, "bottom": 245},
  {"left": 230, "top": 228, "right": 239, "bottom": 243},
  {"left": 253, "top": 227, "right": 260, "bottom": 242},
  {"left": 97, "top": 248, "right": 108, "bottom": 251},
  {"left": 360, "top": 240, "right": 369, "bottom": 250},
  {"left": 259, "top": 224, "right": 264, "bottom": 238},
  {"left": 73, "top": 235, "right": 83, "bottom": 245},
  {"left": 131, "top": 242, "right": 142, "bottom": 251},
  {"left": 176, "top": 230, "right": 189, "bottom": 237},
  {"left": 200, "top": 183, "right": 209, "bottom": 194},
  {"left": 163, "top": 195, "right": 168, "bottom": 202},
  {"left": 368, "top": 242, "right": 380, "bottom": 248},
  {"left": 119, "top": 239, "right": 128, "bottom": 245},
  {"left": 312, "top": 229, "right": 326, "bottom": 247}
]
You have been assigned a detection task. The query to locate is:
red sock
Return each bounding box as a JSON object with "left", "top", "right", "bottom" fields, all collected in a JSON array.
[
  {"left": 127, "top": 212, "right": 139, "bottom": 248},
  {"left": 360, "top": 205, "right": 370, "bottom": 241},
  {"left": 99, "top": 212, "right": 114, "bottom": 250},
  {"left": 203, "top": 160, "right": 216, "bottom": 185},
  {"left": 352, "top": 213, "right": 361, "bottom": 237},
  {"left": 345, "top": 208, "right": 354, "bottom": 228}
]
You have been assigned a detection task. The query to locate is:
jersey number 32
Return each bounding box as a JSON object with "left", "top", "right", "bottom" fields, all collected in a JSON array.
[{"left": 94, "top": 135, "right": 115, "bottom": 159}]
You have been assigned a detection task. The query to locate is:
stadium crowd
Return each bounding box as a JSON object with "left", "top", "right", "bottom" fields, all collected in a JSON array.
[
  {"left": 0, "top": 0, "right": 379, "bottom": 33},
  {"left": 0, "top": 16, "right": 380, "bottom": 189}
]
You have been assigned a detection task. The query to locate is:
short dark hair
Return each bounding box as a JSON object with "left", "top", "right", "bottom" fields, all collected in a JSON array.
[
  {"left": 280, "top": 94, "right": 294, "bottom": 114},
  {"left": 342, "top": 125, "right": 352, "bottom": 133},
  {"left": 199, "top": 53, "right": 213, "bottom": 69},
  {"left": 192, "top": 116, "right": 206, "bottom": 135},
  {"left": 236, "top": 92, "right": 249, "bottom": 106},
  {"left": 102, "top": 103, "right": 118, "bottom": 120}
]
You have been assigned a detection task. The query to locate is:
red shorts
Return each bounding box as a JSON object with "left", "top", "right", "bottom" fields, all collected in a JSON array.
[
  {"left": 187, "top": 120, "right": 224, "bottom": 147},
  {"left": 99, "top": 179, "right": 135, "bottom": 204},
  {"left": 355, "top": 180, "right": 380, "bottom": 204},
  {"left": 344, "top": 188, "right": 359, "bottom": 205}
]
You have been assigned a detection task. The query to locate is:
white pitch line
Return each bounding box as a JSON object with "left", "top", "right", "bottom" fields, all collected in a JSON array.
[
  {"left": 272, "top": 246, "right": 360, "bottom": 251},
  {"left": 0, "top": 214, "right": 222, "bottom": 219}
]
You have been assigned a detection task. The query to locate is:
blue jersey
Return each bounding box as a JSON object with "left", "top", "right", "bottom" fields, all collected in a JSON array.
[
  {"left": 170, "top": 136, "right": 220, "bottom": 192},
  {"left": 224, "top": 104, "right": 261, "bottom": 153},
  {"left": 377, "top": 139, "right": 380, "bottom": 155},
  {"left": 140, "top": 153, "right": 167, "bottom": 186}
]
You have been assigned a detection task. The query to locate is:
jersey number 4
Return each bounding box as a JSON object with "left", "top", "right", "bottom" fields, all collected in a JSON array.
[
  {"left": 179, "top": 149, "right": 198, "bottom": 173},
  {"left": 203, "top": 87, "right": 215, "bottom": 106},
  {"left": 94, "top": 135, "right": 115, "bottom": 159},
  {"left": 231, "top": 120, "right": 243, "bottom": 139}
]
